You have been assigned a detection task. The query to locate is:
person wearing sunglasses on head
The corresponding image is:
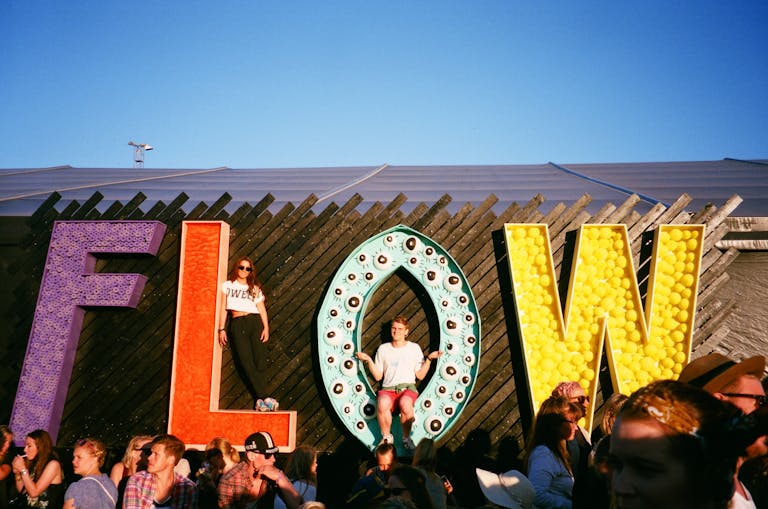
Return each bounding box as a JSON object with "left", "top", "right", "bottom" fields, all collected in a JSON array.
[
  {"left": 217, "top": 431, "right": 300, "bottom": 509},
  {"left": 122, "top": 434, "right": 196, "bottom": 509},
  {"left": 678, "top": 353, "right": 767, "bottom": 509},
  {"left": 550, "top": 382, "right": 592, "bottom": 486},
  {"left": 219, "top": 258, "right": 278, "bottom": 411}
]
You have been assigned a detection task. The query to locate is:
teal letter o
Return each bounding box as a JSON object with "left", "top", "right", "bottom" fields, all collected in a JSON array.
[{"left": 317, "top": 225, "right": 481, "bottom": 452}]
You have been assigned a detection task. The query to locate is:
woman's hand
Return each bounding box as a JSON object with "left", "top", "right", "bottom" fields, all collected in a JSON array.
[
  {"left": 260, "top": 327, "right": 269, "bottom": 343},
  {"left": 218, "top": 330, "right": 228, "bottom": 346},
  {"left": 427, "top": 351, "right": 443, "bottom": 361},
  {"left": 11, "top": 455, "right": 25, "bottom": 473}
]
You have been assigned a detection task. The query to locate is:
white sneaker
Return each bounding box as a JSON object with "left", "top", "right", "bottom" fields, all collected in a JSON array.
[
  {"left": 256, "top": 399, "right": 269, "bottom": 411},
  {"left": 380, "top": 433, "right": 394, "bottom": 445}
]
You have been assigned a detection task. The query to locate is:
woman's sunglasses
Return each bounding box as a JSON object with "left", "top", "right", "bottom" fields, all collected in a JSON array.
[
  {"left": 238, "top": 265, "right": 253, "bottom": 272},
  {"left": 721, "top": 393, "right": 767, "bottom": 407}
]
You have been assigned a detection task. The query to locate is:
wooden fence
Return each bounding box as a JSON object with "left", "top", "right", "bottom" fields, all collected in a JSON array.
[{"left": 1, "top": 190, "right": 743, "bottom": 453}]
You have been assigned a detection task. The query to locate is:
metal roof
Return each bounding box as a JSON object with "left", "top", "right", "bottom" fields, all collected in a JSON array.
[{"left": 0, "top": 158, "right": 766, "bottom": 217}]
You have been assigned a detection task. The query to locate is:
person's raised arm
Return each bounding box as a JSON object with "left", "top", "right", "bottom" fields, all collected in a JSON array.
[
  {"left": 355, "top": 352, "right": 383, "bottom": 381},
  {"left": 16, "top": 459, "right": 62, "bottom": 498},
  {"left": 260, "top": 465, "right": 301, "bottom": 509},
  {"left": 416, "top": 351, "right": 443, "bottom": 380}
]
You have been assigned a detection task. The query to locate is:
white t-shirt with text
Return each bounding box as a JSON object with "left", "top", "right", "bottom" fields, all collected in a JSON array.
[{"left": 222, "top": 280, "right": 265, "bottom": 314}]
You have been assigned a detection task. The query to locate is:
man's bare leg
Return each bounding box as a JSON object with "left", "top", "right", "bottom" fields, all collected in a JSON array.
[
  {"left": 377, "top": 394, "right": 394, "bottom": 442},
  {"left": 399, "top": 396, "right": 416, "bottom": 450}
]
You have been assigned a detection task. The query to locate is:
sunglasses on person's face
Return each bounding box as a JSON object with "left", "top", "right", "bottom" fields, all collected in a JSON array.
[
  {"left": 721, "top": 393, "right": 768, "bottom": 407},
  {"left": 572, "top": 395, "right": 589, "bottom": 404},
  {"left": 238, "top": 265, "right": 252, "bottom": 272}
]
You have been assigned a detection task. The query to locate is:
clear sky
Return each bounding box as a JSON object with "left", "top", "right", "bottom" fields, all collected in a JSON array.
[{"left": 1, "top": 1, "right": 766, "bottom": 169}]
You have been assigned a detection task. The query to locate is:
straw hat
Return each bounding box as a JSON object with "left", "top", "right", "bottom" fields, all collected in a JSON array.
[
  {"left": 476, "top": 468, "right": 535, "bottom": 509},
  {"left": 678, "top": 353, "right": 765, "bottom": 393}
]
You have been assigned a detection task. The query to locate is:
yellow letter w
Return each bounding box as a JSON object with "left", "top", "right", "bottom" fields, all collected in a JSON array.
[{"left": 503, "top": 224, "right": 704, "bottom": 429}]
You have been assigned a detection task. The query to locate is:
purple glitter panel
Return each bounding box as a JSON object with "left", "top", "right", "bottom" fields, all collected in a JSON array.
[{"left": 10, "top": 221, "right": 166, "bottom": 445}]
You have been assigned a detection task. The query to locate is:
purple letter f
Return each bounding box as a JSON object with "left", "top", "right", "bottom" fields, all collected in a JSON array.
[{"left": 10, "top": 221, "right": 165, "bottom": 444}]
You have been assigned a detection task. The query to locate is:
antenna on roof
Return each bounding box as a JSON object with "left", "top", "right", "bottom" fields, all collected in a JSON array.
[{"left": 128, "top": 141, "right": 153, "bottom": 168}]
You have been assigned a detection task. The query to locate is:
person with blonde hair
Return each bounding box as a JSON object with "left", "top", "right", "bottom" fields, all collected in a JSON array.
[
  {"left": 111, "top": 435, "right": 153, "bottom": 486},
  {"left": 592, "top": 393, "right": 628, "bottom": 444},
  {"left": 206, "top": 436, "right": 240, "bottom": 474},
  {"left": 123, "top": 434, "right": 197, "bottom": 508},
  {"left": 111, "top": 435, "right": 153, "bottom": 507},
  {"left": 63, "top": 438, "right": 117, "bottom": 508},
  {"left": 356, "top": 316, "right": 442, "bottom": 450}
]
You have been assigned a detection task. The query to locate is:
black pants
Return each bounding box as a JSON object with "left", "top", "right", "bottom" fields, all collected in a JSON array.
[{"left": 228, "top": 313, "right": 269, "bottom": 399}]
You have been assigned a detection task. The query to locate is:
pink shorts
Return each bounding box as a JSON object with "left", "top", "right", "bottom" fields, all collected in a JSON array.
[{"left": 378, "top": 389, "right": 418, "bottom": 412}]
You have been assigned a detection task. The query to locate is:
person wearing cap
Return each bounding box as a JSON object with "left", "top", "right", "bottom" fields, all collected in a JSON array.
[
  {"left": 678, "top": 353, "right": 767, "bottom": 509},
  {"left": 476, "top": 468, "right": 535, "bottom": 509},
  {"left": 122, "top": 434, "right": 197, "bottom": 509},
  {"left": 217, "top": 431, "right": 300, "bottom": 509},
  {"left": 355, "top": 316, "right": 443, "bottom": 450}
]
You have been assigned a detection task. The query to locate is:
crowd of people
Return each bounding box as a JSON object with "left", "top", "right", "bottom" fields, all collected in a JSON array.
[
  {"left": 1, "top": 351, "right": 765, "bottom": 509},
  {"left": 3, "top": 273, "right": 768, "bottom": 509}
]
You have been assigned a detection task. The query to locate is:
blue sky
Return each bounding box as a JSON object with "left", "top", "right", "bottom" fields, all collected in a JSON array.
[{"left": 1, "top": 1, "right": 766, "bottom": 169}]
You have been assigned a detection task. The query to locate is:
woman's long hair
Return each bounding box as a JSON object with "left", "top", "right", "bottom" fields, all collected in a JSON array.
[
  {"left": 26, "top": 429, "right": 57, "bottom": 480},
  {"left": 599, "top": 392, "right": 628, "bottom": 437},
  {"left": 206, "top": 436, "right": 240, "bottom": 464},
  {"left": 525, "top": 396, "right": 581, "bottom": 475},
  {"left": 121, "top": 435, "right": 152, "bottom": 471},
  {"left": 228, "top": 257, "right": 263, "bottom": 297},
  {"left": 285, "top": 445, "right": 317, "bottom": 485}
]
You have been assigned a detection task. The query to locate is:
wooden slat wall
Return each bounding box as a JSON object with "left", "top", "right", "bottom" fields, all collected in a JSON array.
[{"left": 1, "top": 191, "right": 744, "bottom": 452}]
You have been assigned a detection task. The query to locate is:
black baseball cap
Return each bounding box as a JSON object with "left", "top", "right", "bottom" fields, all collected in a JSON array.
[{"left": 244, "top": 431, "right": 279, "bottom": 454}]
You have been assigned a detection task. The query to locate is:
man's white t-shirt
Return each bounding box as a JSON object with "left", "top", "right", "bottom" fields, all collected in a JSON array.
[
  {"left": 374, "top": 342, "right": 424, "bottom": 388},
  {"left": 222, "top": 280, "right": 265, "bottom": 314}
]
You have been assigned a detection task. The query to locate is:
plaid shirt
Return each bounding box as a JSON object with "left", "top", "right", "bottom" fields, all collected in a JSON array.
[
  {"left": 123, "top": 470, "right": 197, "bottom": 509},
  {"left": 217, "top": 461, "right": 259, "bottom": 509}
]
